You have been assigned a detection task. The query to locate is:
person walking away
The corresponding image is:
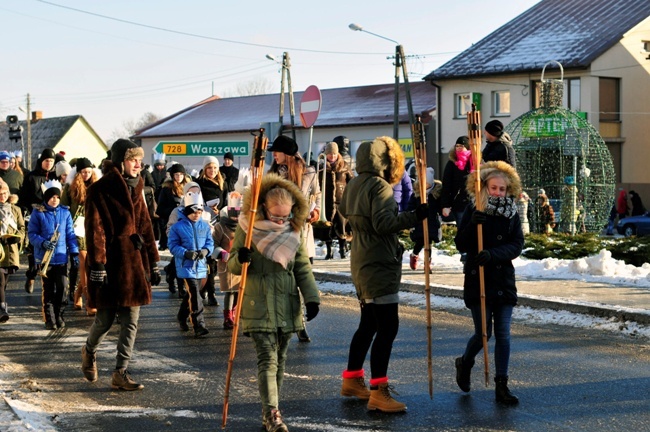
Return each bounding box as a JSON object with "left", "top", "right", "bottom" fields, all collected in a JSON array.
[
  {"left": 0, "top": 179, "right": 25, "bottom": 323},
  {"left": 267, "top": 135, "right": 321, "bottom": 343},
  {"left": 333, "top": 135, "right": 356, "bottom": 173},
  {"left": 168, "top": 190, "right": 214, "bottom": 337},
  {"left": 407, "top": 167, "right": 442, "bottom": 270},
  {"left": 454, "top": 161, "right": 524, "bottom": 405},
  {"left": 81, "top": 138, "right": 161, "bottom": 390},
  {"left": 212, "top": 191, "right": 242, "bottom": 329},
  {"left": 60, "top": 158, "right": 98, "bottom": 315},
  {"left": 338, "top": 137, "right": 428, "bottom": 413},
  {"left": 28, "top": 180, "right": 79, "bottom": 329},
  {"left": 629, "top": 190, "right": 646, "bottom": 216},
  {"left": 228, "top": 173, "right": 320, "bottom": 432},
  {"left": 483, "top": 120, "right": 516, "bottom": 169},
  {"left": 319, "top": 142, "right": 353, "bottom": 260},
  {"left": 19, "top": 148, "right": 57, "bottom": 294}
]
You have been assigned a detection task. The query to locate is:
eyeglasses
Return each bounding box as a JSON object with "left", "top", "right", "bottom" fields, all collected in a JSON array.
[{"left": 265, "top": 208, "right": 293, "bottom": 223}]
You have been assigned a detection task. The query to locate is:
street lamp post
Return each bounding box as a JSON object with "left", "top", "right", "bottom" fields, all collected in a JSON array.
[
  {"left": 266, "top": 52, "right": 296, "bottom": 141},
  {"left": 349, "top": 23, "right": 415, "bottom": 141}
]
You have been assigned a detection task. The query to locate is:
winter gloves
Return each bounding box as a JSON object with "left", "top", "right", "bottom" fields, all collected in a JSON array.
[
  {"left": 198, "top": 249, "right": 209, "bottom": 259},
  {"left": 184, "top": 250, "right": 199, "bottom": 261},
  {"left": 150, "top": 266, "right": 161, "bottom": 286},
  {"left": 471, "top": 210, "right": 487, "bottom": 225},
  {"left": 237, "top": 247, "right": 252, "bottom": 264},
  {"left": 305, "top": 302, "right": 319, "bottom": 321},
  {"left": 42, "top": 240, "right": 56, "bottom": 251},
  {"left": 476, "top": 250, "right": 492, "bottom": 266},
  {"left": 414, "top": 203, "right": 429, "bottom": 221}
]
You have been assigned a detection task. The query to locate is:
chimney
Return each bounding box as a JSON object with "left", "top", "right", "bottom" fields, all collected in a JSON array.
[{"left": 31, "top": 111, "right": 43, "bottom": 121}]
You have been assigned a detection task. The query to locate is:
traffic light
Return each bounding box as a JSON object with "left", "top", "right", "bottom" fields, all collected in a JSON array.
[{"left": 6, "top": 115, "right": 22, "bottom": 141}]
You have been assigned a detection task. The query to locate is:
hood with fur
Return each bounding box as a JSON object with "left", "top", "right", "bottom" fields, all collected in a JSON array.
[
  {"left": 466, "top": 160, "right": 522, "bottom": 199},
  {"left": 355, "top": 136, "right": 405, "bottom": 186}
]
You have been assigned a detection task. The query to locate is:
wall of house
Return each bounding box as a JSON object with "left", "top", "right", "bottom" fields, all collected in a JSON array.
[{"left": 57, "top": 121, "right": 108, "bottom": 167}]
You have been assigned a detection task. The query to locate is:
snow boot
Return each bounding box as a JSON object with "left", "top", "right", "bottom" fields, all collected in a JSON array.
[
  {"left": 111, "top": 368, "right": 144, "bottom": 391},
  {"left": 409, "top": 254, "right": 419, "bottom": 270},
  {"left": 81, "top": 345, "right": 98, "bottom": 382},
  {"left": 0, "top": 302, "right": 8, "bottom": 323},
  {"left": 495, "top": 376, "right": 519, "bottom": 405},
  {"left": 368, "top": 380, "right": 406, "bottom": 412},
  {"left": 455, "top": 356, "right": 474, "bottom": 392},
  {"left": 223, "top": 309, "right": 234, "bottom": 329},
  {"left": 341, "top": 370, "right": 371, "bottom": 400},
  {"left": 263, "top": 409, "right": 288, "bottom": 432},
  {"left": 325, "top": 242, "right": 333, "bottom": 260},
  {"left": 24, "top": 278, "right": 34, "bottom": 294}
]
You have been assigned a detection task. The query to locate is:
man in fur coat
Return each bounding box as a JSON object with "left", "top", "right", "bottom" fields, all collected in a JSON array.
[{"left": 81, "top": 138, "right": 161, "bottom": 391}]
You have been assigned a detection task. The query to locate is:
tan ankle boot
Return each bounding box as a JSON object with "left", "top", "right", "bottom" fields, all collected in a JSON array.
[
  {"left": 73, "top": 285, "right": 83, "bottom": 310},
  {"left": 367, "top": 382, "right": 407, "bottom": 412},
  {"left": 341, "top": 377, "right": 371, "bottom": 400}
]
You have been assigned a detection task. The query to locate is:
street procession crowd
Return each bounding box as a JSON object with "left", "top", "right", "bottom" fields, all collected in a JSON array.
[{"left": 0, "top": 120, "right": 527, "bottom": 431}]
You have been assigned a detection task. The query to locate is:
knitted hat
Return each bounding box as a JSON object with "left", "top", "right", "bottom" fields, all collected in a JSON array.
[
  {"left": 425, "top": 167, "right": 435, "bottom": 187},
  {"left": 14, "top": 150, "right": 22, "bottom": 158},
  {"left": 183, "top": 181, "right": 200, "bottom": 195},
  {"left": 41, "top": 179, "right": 62, "bottom": 203},
  {"left": 75, "top": 157, "right": 93, "bottom": 171},
  {"left": 55, "top": 152, "right": 66, "bottom": 164},
  {"left": 268, "top": 135, "right": 299, "bottom": 155},
  {"left": 324, "top": 142, "right": 339, "bottom": 155},
  {"left": 55, "top": 161, "right": 72, "bottom": 177},
  {"left": 0, "top": 151, "right": 11, "bottom": 161},
  {"left": 485, "top": 120, "right": 504, "bottom": 137},
  {"left": 111, "top": 139, "right": 144, "bottom": 165},
  {"left": 167, "top": 163, "right": 186, "bottom": 175},
  {"left": 39, "top": 148, "right": 56, "bottom": 163},
  {"left": 455, "top": 135, "right": 470, "bottom": 149},
  {"left": 202, "top": 156, "right": 220, "bottom": 168},
  {"left": 224, "top": 152, "right": 234, "bottom": 161}
]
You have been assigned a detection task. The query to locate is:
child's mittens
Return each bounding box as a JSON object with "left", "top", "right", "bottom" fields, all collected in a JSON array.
[
  {"left": 184, "top": 250, "right": 199, "bottom": 261},
  {"left": 42, "top": 240, "right": 56, "bottom": 251},
  {"left": 198, "top": 249, "right": 209, "bottom": 259}
]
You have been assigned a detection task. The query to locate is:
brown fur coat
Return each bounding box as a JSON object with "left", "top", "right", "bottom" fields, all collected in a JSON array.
[{"left": 84, "top": 162, "right": 159, "bottom": 308}]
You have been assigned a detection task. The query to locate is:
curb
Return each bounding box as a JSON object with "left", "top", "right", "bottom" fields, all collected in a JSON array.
[{"left": 312, "top": 270, "right": 650, "bottom": 325}]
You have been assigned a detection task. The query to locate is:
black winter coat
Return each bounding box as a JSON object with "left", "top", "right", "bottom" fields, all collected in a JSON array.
[
  {"left": 441, "top": 160, "right": 471, "bottom": 214},
  {"left": 406, "top": 182, "right": 443, "bottom": 243},
  {"left": 455, "top": 205, "right": 524, "bottom": 308},
  {"left": 483, "top": 133, "right": 517, "bottom": 169},
  {"left": 19, "top": 168, "right": 57, "bottom": 212}
]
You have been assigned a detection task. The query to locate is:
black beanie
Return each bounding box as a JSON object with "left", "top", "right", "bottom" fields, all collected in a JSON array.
[
  {"left": 167, "top": 163, "right": 186, "bottom": 175},
  {"left": 111, "top": 139, "right": 139, "bottom": 165},
  {"left": 224, "top": 152, "right": 234, "bottom": 161},
  {"left": 43, "top": 185, "right": 61, "bottom": 203},
  {"left": 268, "top": 135, "right": 299, "bottom": 156},
  {"left": 455, "top": 135, "right": 470, "bottom": 149},
  {"left": 39, "top": 148, "right": 56, "bottom": 163},
  {"left": 75, "top": 157, "right": 93, "bottom": 171},
  {"left": 485, "top": 120, "right": 504, "bottom": 137}
]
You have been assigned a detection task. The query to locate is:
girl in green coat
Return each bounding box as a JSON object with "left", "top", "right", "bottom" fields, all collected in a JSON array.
[{"left": 228, "top": 173, "right": 320, "bottom": 432}]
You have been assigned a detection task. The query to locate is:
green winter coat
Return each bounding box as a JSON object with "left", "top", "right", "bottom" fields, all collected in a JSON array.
[
  {"left": 228, "top": 174, "right": 320, "bottom": 334},
  {"left": 339, "top": 137, "right": 418, "bottom": 301}
]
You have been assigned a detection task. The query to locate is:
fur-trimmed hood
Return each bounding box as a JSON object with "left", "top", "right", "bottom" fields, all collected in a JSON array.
[
  {"left": 355, "top": 136, "right": 405, "bottom": 186},
  {"left": 241, "top": 173, "right": 309, "bottom": 232},
  {"left": 466, "top": 161, "right": 522, "bottom": 198}
]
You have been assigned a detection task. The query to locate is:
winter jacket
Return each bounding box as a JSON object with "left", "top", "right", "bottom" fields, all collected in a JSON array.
[
  {"left": 407, "top": 180, "right": 443, "bottom": 244},
  {"left": 0, "top": 169, "right": 23, "bottom": 195},
  {"left": 85, "top": 163, "right": 159, "bottom": 308},
  {"left": 28, "top": 204, "right": 78, "bottom": 266},
  {"left": 482, "top": 132, "right": 517, "bottom": 169},
  {"left": 195, "top": 176, "right": 225, "bottom": 209},
  {"left": 392, "top": 169, "right": 414, "bottom": 212},
  {"left": 157, "top": 180, "right": 183, "bottom": 221},
  {"left": 212, "top": 216, "right": 240, "bottom": 293},
  {"left": 319, "top": 157, "right": 353, "bottom": 239},
  {"left": 168, "top": 212, "right": 214, "bottom": 279},
  {"left": 0, "top": 200, "right": 25, "bottom": 269},
  {"left": 228, "top": 174, "right": 320, "bottom": 335},
  {"left": 19, "top": 167, "right": 57, "bottom": 212},
  {"left": 151, "top": 167, "right": 167, "bottom": 200},
  {"left": 220, "top": 165, "right": 239, "bottom": 194},
  {"left": 441, "top": 156, "right": 471, "bottom": 214},
  {"left": 454, "top": 161, "right": 524, "bottom": 308},
  {"left": 339, "top": 137, "right": 419, "bottom": 301}
]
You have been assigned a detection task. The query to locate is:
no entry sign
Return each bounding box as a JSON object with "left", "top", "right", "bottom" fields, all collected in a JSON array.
[{"left": 299, "top": 85, "right": 322, "bottom": 128}]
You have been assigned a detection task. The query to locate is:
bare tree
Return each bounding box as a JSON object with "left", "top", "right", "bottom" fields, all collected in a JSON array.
[
  {"left": 221, "top": 77, "right": 275, "bottom": 98},
  {"left": 107, "top": 112, "right": 160, "bottom": 144}
]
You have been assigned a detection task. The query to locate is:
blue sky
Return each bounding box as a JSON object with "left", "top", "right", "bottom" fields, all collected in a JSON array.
[{"left": 0, "top": 0, "right": 540, "bottom": 140}]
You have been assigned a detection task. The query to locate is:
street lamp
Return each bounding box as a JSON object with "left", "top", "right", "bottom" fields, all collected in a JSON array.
[
  {"left": 349, "top": 23, "right": 415, "bottom": 140},
  {"left": 266, "top": 52, "right": 296, "bottom": 141}
]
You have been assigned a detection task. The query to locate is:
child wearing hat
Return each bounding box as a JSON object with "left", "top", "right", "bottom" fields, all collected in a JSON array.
[
  {"left": 168, "top": 189, "right": 214, "bottom": 337},
  {"left": 27, "top": 179, "right": 79, "bottom": 330}
]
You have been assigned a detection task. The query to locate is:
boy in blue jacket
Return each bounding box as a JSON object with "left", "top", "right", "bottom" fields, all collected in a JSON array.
[
  {"left": 28, "top": 180, "right": 79, "bottom": 330},
  {"left": 168, "top": 190, "right": 214, "bottom": 337}
]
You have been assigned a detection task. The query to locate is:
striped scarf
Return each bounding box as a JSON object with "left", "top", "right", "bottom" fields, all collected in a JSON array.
[{"left": 238, "top": 214, "right": 302, "bottom": 269}]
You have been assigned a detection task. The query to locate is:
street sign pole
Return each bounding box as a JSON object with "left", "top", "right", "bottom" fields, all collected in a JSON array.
[{"left": 299, "top": 85, "right": 322, "bottom": 165}]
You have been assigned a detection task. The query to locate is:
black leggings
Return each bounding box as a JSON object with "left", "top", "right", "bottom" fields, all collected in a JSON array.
[{"left": 346, "top": 302, "right": 399, "bottom": 379}]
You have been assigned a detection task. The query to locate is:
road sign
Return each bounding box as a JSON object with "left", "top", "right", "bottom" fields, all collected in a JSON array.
[
  {"left": 299, "top": 85, "right": 322, "bottom": 128},
  {"left": 153, "top": 140, "right": 249, "bottom": 157}
]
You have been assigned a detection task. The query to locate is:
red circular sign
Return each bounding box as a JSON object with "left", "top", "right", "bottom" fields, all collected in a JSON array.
[{"left": 299, "top": 85, "right": 322, "bottom": 128}]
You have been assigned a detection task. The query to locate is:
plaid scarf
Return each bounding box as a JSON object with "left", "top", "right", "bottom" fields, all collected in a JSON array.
[
  {"left": 484, "top": 196, "right": 518, "bottom": 219},
  {"left": 238, "top": 214, "right": 301, "bottom": 269}
]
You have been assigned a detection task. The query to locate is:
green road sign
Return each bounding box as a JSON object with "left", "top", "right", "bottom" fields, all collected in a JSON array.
[{"left": 153, "top": 141, "right": 249, "bottom": 157}]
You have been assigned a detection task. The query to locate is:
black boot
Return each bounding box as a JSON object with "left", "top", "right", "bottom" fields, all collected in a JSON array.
[
  {"left": 325, "top": 242, "right": 333, "bottom": 260},
  {"left": 0, "top": 302, "right": 8, "bottom": 323},
  {"left": 338, "top": 239, "right": 347, "bottom": 259},
  {"left": 495, "top": 376, "right": 519, "bottom": 405},
  {"left": 455, "top": 356, "right": 474, "bottom": 393}
]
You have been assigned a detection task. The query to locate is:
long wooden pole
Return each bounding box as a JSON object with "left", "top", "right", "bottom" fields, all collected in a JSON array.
[
  {"left": 467, "top": 104, "right": 490, "bottom": 387},
  {"left": 222, "top": 129, "right": 268, "bottom": 429},
  {"left": 412, "top": 114, "right": 433, "bottom": 398}
]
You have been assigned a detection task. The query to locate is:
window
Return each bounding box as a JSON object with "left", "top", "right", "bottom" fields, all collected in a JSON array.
[
  {"left": 643, "top": 41, "right": 650, "bottom": 52},
  {"left": 532, "top": 78, "right": 581, "bottom": 111},
  {"left": 599, "top": 78, "right": 620, "bottom": 122},
  {"left": 455, "top": 92, "right": 481, "bottom": 118},
  {"left": 492, "top": 91, "right": 510, "bottom": 116}
]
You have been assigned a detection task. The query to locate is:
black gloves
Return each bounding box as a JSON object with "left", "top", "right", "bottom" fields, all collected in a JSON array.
[
  {"left": 71, "top": 254, "right": 80, "bottom": 269},
  {"left": 414, "top": 203, "right": 429, "bottom": 221},
  {"left": 305, "top": 302, "right": 319, "bottom": 321},
  {"left": 476, "top": 250, "right": 491, "bottom": 266},
  {"left": 42, "top": 240, "right": 56, "bottom": 251},
  {"left": 150, "top": 267, "right": 161, "bottom": 286},
  {"left": 89, "top": 264, "right": 107, "bottom": 290},
  {"left": 237, "top": 247, "right": 252, "bottom": 264},
  {"left": 184, "top": 250, "right": 199, "bottom": 261},
  {"left": 198, "top": 249, "right": 209, "bottom": 259},
  {"left": 471, "top": 210, "right": 487, "bottom": 225}
]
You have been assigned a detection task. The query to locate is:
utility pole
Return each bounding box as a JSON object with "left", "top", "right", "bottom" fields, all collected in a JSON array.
[
  {"left": 390, "top": 45, "right": 415, "bottom": 141},
  {"left": 26, "top": 94, "right": 32, "bottom": 170},
  {"left": 269, "top": 52, "right": 296, "bottom": 141}
]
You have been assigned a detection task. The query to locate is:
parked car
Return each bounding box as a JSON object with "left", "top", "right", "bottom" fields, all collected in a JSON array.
[{"left": 617, "top": 212, "right": 650, "bottom": 237}]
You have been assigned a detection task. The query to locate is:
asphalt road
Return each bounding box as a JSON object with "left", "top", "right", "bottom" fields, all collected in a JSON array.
[{"left": 1, "top": 277, "right": 649, "bottom": 431}]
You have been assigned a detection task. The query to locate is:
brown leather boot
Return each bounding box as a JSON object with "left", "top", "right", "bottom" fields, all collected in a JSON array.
[
  {"left": 73, "top": 285, "right": 83, "bottom": 310},
  {"left": 81, "top": 346, "right": 98, "bottom": 382},
  {"left": 367, "top": 382, "right": 407, "bottom": 412},
  {"left": 341, "top": 377, "right": 371, "bottom": 400}
]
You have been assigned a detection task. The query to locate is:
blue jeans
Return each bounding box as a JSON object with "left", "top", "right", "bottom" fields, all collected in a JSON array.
[
  {"left": 85, "top": 306, "right": 140, "bottom": 370},
  {"left": 251, "top": 330, "right": 292, "bottom": 418},
  {"left": 462, "top": 303, "right": 513, "bottom": 377}
]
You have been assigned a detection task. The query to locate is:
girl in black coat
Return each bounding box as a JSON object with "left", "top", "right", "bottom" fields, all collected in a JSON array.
[{"left": 454, "top": 161, "right": 524, "bottom": 406}]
